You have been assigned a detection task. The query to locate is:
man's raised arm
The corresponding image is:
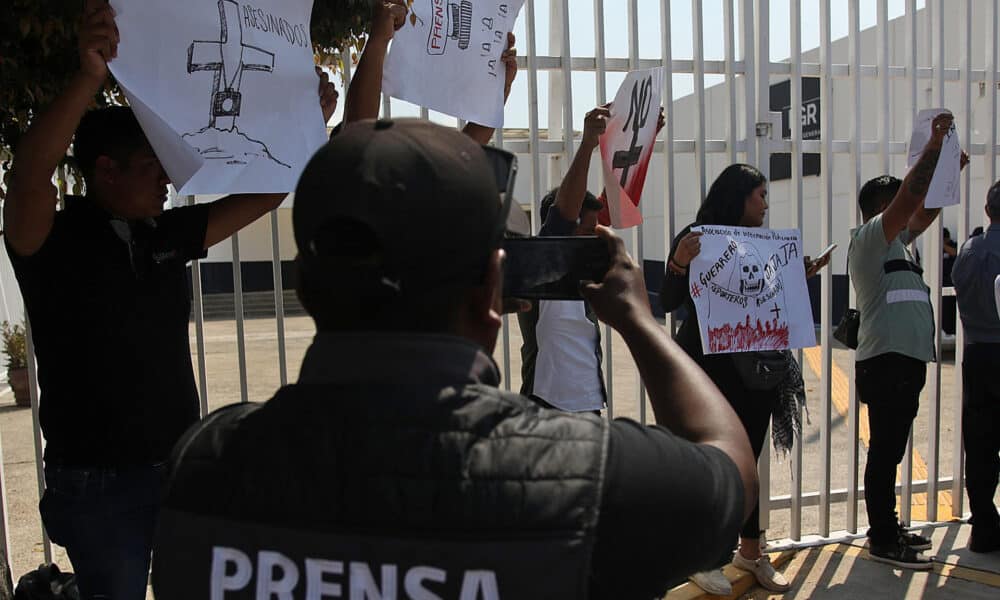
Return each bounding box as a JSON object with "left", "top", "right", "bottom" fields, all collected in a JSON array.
[
  {"left": 5, "top": 0, "right": 117, "bottom": 257},
  {"left": 550, "top": 105, "right": 610, "bottom": 222},
  {"left": 343, "top": 1, "right": 407, "bottom": 125}
]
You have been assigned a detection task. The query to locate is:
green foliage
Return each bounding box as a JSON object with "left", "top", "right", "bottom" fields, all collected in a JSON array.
[
  {"left": 0, "top": 0, "right": 372, "bottom": 196},
  {"left": 0, "top": 321, "right": 27, "bottom": 371}
]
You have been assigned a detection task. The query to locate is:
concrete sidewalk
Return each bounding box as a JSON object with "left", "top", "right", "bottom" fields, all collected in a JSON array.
[{"left": 666, "top": 521, "right": 1000, "bottom": 599}]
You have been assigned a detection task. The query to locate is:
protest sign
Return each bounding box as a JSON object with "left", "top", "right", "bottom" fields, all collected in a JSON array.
[
  {"left": 688, "top": 226, "right": 816, "bottom": 354},
  {"left": 598, "top": 67, "right": 664, "bottom": 229},
  {"left": 108, "top": 0, "right": 328, "bottom": 195},
  {"left": 383, "top": 0, "right": 525, "bottom": 128},
  {"left": 906, "top": 108, "right": 961, "bottom": 209}
]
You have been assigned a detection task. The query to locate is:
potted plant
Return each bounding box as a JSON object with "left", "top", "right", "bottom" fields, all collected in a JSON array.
[{"left": 1, "top": 320, "right": 29, "bottom": 408}]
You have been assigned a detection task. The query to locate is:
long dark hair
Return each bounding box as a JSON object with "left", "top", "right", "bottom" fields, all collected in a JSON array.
[{"left": 695, "top": 163, "right": 767, "bottom": 226}]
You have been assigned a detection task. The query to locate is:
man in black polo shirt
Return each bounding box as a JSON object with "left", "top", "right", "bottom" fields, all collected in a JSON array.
[
  {"left": 2, "top": 2, "right": 337, "bottom": 597},
  {"left": 151, "top": 119, "right": 757, "bottom": 599}
]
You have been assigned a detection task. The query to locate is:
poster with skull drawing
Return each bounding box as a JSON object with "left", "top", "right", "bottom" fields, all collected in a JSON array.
[{"left": 688, "top": 226, "right": 816, "bottom": 355}]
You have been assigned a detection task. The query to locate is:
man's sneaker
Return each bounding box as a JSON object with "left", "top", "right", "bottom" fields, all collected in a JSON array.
[
  {"left": 898, "top": 523, "right": 932, "bottom": 551},
  {"left": 869, "top": 538, "right": 933, "bottom": 570},
  {"left": 688, "top": 569, "right": 733, "bottom": 596},
  {"left": 732, "top": 553, "right": 791, "bottom": 593}
]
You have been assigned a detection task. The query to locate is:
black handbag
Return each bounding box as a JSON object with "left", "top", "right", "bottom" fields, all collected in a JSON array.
[
  {"left": 731, "top": 350, "right": 790, "bottom": 391},
  {"left": 834, "top": 308, "right": 860, "bottom": 349},
  {"left": 834, "top": 254, "right": 860, "bottom": 350}
]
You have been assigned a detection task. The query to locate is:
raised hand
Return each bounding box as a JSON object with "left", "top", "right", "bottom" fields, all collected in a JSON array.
[
  {"left": 78, "top": 0, "right": 119, "bottom": 84},
  {"left": 582, "top": 104, "right": 612, "bottom": 150},
  {"left": 672, "top": 231, "right": 703, "bottom": 268},
  {"left": 927, "top": 112, "right": 954, "bottom": 149},
  {"left": 316, "top": 67, "right": 339, "bottom": 123},
  {"left": 501, "top": 32, "right": 518, "bottom": 100},
  {"left": 581, "top": 226, "right": 652, "bottom": 332},
  {"left": 372, "top": 0, "right": 408, "bottom": 44}
]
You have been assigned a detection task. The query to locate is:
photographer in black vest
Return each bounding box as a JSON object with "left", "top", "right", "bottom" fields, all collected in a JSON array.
[{"left": 151, "top": 119, "right": 757, "bottom": 599}]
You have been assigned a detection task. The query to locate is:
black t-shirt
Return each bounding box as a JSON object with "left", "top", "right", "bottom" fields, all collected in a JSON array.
[
  {"left": 590, "top": 418, "right": 744, "bottom": 598},
  {"left": 6, "top": 196, "right": 210, "bottom": 467}
]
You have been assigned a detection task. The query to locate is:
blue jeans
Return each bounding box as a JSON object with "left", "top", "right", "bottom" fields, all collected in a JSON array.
[{"left": 39, "top": 463, "right": 167, "bottom": 600}]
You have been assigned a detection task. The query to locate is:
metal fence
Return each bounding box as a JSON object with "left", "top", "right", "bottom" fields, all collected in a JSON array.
[{"left": 4, "top": 0, "right": 996, "bottom": 569}]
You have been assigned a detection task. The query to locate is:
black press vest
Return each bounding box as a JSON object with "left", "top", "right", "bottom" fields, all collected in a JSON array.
[{"left": 152, "top": 381, "right": 609, "bottom": 599}]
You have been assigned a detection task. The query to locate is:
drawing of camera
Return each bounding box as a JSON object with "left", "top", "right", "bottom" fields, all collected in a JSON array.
[
  {"left": 212, "top": 89, "right": 242, "bottom": 118},
  {"left": 427, "top": 0, "right": 472, "bottom": 55}
]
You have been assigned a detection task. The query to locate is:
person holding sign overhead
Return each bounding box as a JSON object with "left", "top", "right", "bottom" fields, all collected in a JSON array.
[
  {"left": 1, "top": 1, "right": 337, "bottom": 597},
  {"left": 660, "top": 164, "right": 830, "bottom": 595},
  {"left": 849, "top": 111, "right": 969, "bottom": 570},
  {"left": 343, "top": 0, "right": 519, "bottom": 145}
]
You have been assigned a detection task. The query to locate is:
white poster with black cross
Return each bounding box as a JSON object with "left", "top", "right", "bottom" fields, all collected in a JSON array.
[
  {"left": 688, "top": 225, "right": 816, "bottom": 355},
  {"left": 108, "top": 0, "right": 328, "bottom": 195}
]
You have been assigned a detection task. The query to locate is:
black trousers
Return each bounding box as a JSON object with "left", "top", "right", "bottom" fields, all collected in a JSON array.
[
  {"left": 856, "top": 352, "right": 926, "bottom": 545},
  {"left": 963, "top": 343, "right": 1000, "bottom": 534},
  {"left": 702, "top": 355, "right": 776, "bottom": 541}
]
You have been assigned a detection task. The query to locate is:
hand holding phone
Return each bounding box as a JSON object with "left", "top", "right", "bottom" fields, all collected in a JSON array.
[
  {"left": 502, "top": 236, "right": 611, "bottom": 300},
  {"left": 805, "top": 243, "right": 836, "bottom": 277}
]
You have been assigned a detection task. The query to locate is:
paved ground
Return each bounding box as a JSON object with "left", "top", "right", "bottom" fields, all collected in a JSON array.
[
  {"left": 664, "top": 521, "right": 1000, "bottom": 599},
  {"left": 0, "top": 313, "right": 994, "bottom": 596}
]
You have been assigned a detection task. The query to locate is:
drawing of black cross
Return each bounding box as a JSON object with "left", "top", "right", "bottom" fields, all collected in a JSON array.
[
  {"left": 188, "top": 0, "right": 275, "bottom": 130},
  {"left": 770, "top": 303, "right": 782, "bottom": 321},
  {"left": 612, "top": 75, "right": 653, "bottom": 188}
]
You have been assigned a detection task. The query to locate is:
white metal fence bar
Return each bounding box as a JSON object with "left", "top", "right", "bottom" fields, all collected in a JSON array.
[
  {"left": 186, "top": 195, "right": 210, "bottom": 415},
  {"left": 724, "top": 0, "right": 738, "bottom": 166},
  {"left": 788, "top": 0, "right": 804, "bottom": 542},
  {"left": 659, "top": 0, "right": 678, "bottom": 337},
  {"left": 230, "top": 234, "right": 249, "bottom": 404},
  {"left": 525, "top": 0, "right": 541, "bottom": 236},
  {"left": 846, "top": 0, "right": 863, "bottom": 535},
  {"left": 594, "top": 0, "right": 616, "bottom": 418},
  {"left": 818, "top": 0, "right": 835, "bottom": 538},
  {"left": 991, "top": 1, "right": 999, "bottom": 191},
  {"left": 693, "top": 0, "right": 707, "bottom": 205},
  {"left": 626, "top": 0, "right": 647, "bottom": 425},
  {"left": 953, "top": 0, "right": 973, "bottom": 518},
  {"left": 753, "top": 0, "right": 772, "bottom": 532},
  {"left": 925, "top": 0, "right": 946, "bottom": 524},
  {"left": 898, "top": 0, "right": 915, "bottom": 527},
  {"left": 742, "top": 0, "right": 756, "bottom": 167},
  {"left": 269, "top": 211, "right": 288, "bottom": 387}
]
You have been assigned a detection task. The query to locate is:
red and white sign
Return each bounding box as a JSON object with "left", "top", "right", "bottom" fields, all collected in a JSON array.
[{"left": 598, "top": 67, "right": 664, "bottom": 229}]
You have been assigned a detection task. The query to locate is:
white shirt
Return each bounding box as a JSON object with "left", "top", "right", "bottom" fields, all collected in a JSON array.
[{"left": 533, "top": 300, "right": 603, "bottom": 412}]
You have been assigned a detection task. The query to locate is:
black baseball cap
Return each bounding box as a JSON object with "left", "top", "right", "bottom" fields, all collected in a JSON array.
[{"left": 294, "top": 119, "right": 517, "bottom": 299}]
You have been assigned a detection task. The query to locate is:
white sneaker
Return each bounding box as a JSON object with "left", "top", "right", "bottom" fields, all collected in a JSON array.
[
  {"left": 688, "top": 569, "right": 733, "bottom": 596},
  {"left": 732, "top": 552, "right": 791, "bottom": 592}
]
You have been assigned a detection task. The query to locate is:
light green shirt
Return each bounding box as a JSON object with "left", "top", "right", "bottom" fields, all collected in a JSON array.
[{"left": 848, "top": 213, "right": 935, "bottom": 363}]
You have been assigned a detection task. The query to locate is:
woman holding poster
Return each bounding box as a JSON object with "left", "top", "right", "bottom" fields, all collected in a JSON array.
[{"left": 660, "top": 164, "right": 829, "bottom": 595}]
